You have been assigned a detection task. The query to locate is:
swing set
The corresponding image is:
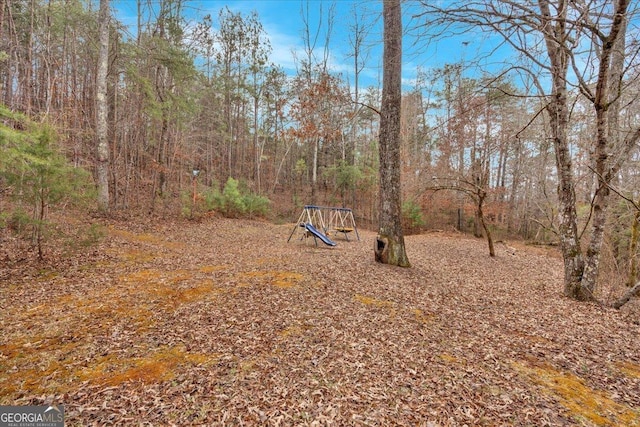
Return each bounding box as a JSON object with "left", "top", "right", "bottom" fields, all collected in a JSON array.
[{"left": 287, "top": 205, "right": 360, "bottom": 245}]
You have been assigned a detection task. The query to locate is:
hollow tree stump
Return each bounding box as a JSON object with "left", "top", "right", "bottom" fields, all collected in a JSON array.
[{"left": 374, "top": 236, "right": 389, "bottom": 264}]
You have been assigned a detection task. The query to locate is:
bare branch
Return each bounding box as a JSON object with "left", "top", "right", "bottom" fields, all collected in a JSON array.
[
  {"left": 587, "top": 165, "right": 640, "bottom": 211},
  {"left": 613, "top": 280, "right": 640, "bottom": 309},
  {"left": 352, "top": 100, "right": 381, "bottom": 116}
]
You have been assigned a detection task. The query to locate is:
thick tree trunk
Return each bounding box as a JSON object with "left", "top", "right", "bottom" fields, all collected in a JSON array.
[
  {"left": 539, "top": 0, "right": 587, "bottom": 300},
  {"left": 553, "top": 99, "right": 587, "bottom": 300},
  {"left": 375, "top": 0, "right": 409, "bottom": 268},
  {"left": 95, "top": 0, "right": 110, "bottom": 213},
  {"left": 581, "top": 6, "right": 628, "bottom": 296}
]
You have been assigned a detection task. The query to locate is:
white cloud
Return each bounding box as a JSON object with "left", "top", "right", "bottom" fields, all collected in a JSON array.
[{"left": 263, "top": 22, "right": 305, "bottom": 72}]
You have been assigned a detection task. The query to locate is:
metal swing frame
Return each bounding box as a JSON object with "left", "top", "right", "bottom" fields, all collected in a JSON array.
[{"left": 287, "top": 205, "right": 360, "bottom": 243}]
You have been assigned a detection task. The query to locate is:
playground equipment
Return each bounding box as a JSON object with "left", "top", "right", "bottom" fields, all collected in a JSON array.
[
  {"left": 325, "top": 206, "right": 360, "bottom": 241},
  {"left": 287, "top": 205, "right": 360, "bottom": 246},
  {"left": 302, "top": 223, "right": 336, "bottom": 246}
]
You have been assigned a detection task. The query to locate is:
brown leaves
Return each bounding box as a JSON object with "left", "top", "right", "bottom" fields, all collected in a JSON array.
[{"left": 1, "top": 218, "right": 639, "bottom": 425}]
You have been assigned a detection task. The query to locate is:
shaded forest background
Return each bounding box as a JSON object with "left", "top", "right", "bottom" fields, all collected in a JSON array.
[{"left": 1, "top": 0, "right": 639, "bottom": 300}]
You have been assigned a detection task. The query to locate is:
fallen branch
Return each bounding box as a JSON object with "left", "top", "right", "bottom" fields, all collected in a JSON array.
[
  {"left": 613, "top": 281, "right": 640, "bottom": 310},
  {"left": 525, "top": 241, "right": 559, "bottom": 246}
]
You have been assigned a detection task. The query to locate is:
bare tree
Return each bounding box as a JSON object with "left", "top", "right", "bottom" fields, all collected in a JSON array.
[
  {"left": 297, "top": 0, "right": 336, "bottom": 202},
  {"left": 608, "top": 190, "right": 640, "bottom": 309},
  {"left": 375, "top": 0, "right": 410, "bottom": 267},
  {"left": 578, "top": 2, "right": 635, "bottom": 297},
  {"left": 414, "top": 0, "right": 640, "bottom": 302},
  {"left": 425, "top": 175, "right": 497, "bottom": 257},
  {"left": 96, "top": 0, "right": 110, "bottom": 213}
]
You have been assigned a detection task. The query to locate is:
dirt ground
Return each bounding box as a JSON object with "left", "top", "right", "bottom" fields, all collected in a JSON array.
[{"left": 1, "top": 217, "right": 639, "bottom": 426}]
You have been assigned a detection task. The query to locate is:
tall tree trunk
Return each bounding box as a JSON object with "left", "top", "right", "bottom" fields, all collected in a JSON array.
[
  {"left": 254, "top": 93, "right": 260, "bottom": 193},
  {"left": 628, "top": 208, "right": 640, "bottom": 287},
  {"left": 375, "top": 0, "right": 410, "bottom": 267},
  {"left": 96, "top": 0, "right": 110, "bottom": 213},
  {"left": 539, "top": 0, "right": 587, "bottom": 299},
  {"left": 471, "top": 152, "right": 483, "bottom": 238},
  {"left": 25, "top": 0, "right": 35, "bottom": 114},
  {"left": 311, "top": 136, "right": 319, "bottom": 203},
  {"left": 581, "top": 5, "right": 628, "bottom": 296}
]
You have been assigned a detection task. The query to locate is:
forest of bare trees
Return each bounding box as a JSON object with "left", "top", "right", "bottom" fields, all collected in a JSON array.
[{"left": 1, "top": 0, "right": 639, "bottom": 304}]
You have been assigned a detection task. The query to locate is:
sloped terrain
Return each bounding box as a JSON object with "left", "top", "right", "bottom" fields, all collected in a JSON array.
[{"left": 1, "top": 217, "right": 639, "bottom": 426}]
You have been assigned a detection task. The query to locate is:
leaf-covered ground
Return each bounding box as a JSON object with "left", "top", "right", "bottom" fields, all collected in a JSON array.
[{"left": 1, "top": 217, "right": 639, "bottom": 426}]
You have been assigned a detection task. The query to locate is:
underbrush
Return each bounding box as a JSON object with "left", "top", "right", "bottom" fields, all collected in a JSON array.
[
  {"left": 181, "top": 177, "right": 270, "bottom": 220},
  {"left": 0, "top": 207, "right": 106, "bottom": 268}
]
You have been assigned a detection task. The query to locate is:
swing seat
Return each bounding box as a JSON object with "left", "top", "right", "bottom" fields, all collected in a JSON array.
[{"left": 288, "top": 205, "right": 360, "bottom": 243}]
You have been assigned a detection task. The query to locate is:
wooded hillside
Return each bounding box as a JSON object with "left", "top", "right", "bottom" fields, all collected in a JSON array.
[{"left": 2, "top": 0, "right": 639, "bottom": 303}]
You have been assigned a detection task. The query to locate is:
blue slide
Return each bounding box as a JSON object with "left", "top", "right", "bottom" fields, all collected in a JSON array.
[{"left": 304, "top": 223, "right": 336, "bottom": 246}]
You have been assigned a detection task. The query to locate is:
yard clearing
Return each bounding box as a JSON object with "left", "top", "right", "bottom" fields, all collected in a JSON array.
[{"left": 1, "top": 217, "right": 639, "bottom": 426}]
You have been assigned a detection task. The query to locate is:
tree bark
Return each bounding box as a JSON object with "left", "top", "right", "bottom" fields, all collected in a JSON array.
[
  {"left": 628, "top": 209, "right": 640, "bottom": 287},
  {"left": 375, "top": 0, "right": 410, "bottom": 267},
  {"left": 477, "top": 189, "right": 495, "bottom": 257},
  {"left": 613, "top": 281, "right": 640, "bottom": 310},
  {"left": 581, "top": 3, "right": 629, "bottom": 296},
  {"left": 96, "top": 0, "right": 110, "bottom": 213},
  {"left": 538, "top": 0, "right": 587, "bottom": 300}
]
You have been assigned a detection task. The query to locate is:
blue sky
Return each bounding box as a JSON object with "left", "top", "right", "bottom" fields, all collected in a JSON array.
[
  {"left": 111, "top": 0, "right": 498, "bottom": 90},
  {"left": 214, "top": 0, "right": 386, "bottom": 85}
]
